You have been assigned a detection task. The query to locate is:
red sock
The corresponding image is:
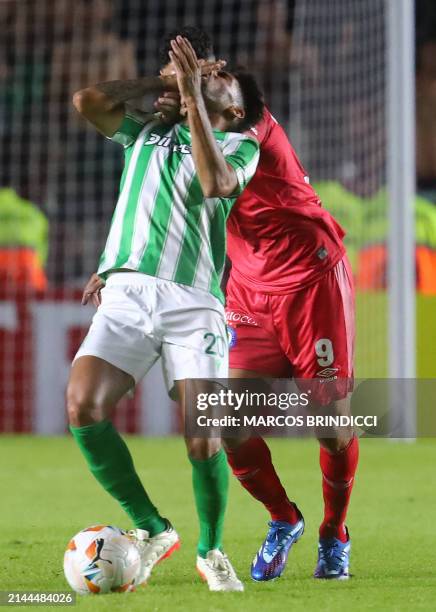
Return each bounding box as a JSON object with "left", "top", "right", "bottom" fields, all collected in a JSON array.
[
  {"left": 226, "top": 438, "right": 300, "bottom": 524},
  {"left": 319, "top": 436, "right": 359, "bottom": 542}
]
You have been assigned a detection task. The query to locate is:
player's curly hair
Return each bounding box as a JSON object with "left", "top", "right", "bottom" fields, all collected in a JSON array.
[
  {"left": 159, "top": 25, "right": 214, "bottom": 65},
  {"left": 232, "top": 70, "right": 265, "bottom": 132}
]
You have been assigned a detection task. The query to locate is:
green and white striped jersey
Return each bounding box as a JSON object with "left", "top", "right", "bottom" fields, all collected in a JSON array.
[{"left": 98, "top": 110, "right": 260, "bottom": 303}]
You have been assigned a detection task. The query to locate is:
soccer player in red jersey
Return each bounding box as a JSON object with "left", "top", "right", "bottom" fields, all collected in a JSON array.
[
  {"left": 83, "top": 27, "right": 358, "bottom": 582},
  {"left": 224, "top": 105, "right": 357, "bottom": 581}
]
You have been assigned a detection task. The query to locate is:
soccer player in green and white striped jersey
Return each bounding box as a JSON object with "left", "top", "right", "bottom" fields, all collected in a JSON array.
[
  {"left": 97, "top": 100, "right": 258, "bottom": 303},
  {"left": 67, "top": 35, "right": 263, "bottom": 591}
]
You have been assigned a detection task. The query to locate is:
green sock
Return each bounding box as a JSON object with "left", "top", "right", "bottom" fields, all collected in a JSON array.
[
  {"left": 190, "top": 448, "right": 229, "bottom": 558},
  {"left": 70, "top": 420, "right": 166, "bottom": 536}
]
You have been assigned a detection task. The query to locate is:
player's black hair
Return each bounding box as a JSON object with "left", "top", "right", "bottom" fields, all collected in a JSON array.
[
  {"left": 232, "top": 70, "right": 265, "bottom": 132},
  {"left": 159, "top": 25, "right": 214, "bottom": 65}
]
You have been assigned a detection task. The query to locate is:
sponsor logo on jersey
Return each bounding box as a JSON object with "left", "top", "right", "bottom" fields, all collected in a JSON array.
[
  {"left": 144, "top": 132, "right": 192, "bottom": 153},
  {"left": 144, "top": 132, "right": 226, "bottom": 155},
  {"left": 227, "top": 325, "right": 237, "bottom": 349},
  {"left": 226, "top": 311, "right": 259, "bottom": 326}
]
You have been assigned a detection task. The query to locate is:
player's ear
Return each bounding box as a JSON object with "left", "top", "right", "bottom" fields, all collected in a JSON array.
[{"left": 226, "top": 105, "right": 245, "bottom": 121}]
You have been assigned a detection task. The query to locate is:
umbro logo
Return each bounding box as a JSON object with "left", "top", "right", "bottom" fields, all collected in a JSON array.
[{"left": 316, "top": 367, "right": 339, "bottom": 378}]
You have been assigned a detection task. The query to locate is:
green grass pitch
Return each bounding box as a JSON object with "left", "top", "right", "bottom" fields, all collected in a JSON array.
[{"left": 1, "top": 437, "right": 436, "bottom": 611}]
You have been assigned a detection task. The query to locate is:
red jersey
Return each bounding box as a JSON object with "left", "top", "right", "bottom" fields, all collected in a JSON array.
[{"left": 226, "top": 108, "right": 346, "bottom": 293}]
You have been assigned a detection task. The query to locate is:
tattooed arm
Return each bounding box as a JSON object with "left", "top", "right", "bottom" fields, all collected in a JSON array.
[
  {"left": 72, "top": 57, "right": 224, "bottom": 137},
  {"left": 72, "top": 75, "right": 175, "bottom": 137}
]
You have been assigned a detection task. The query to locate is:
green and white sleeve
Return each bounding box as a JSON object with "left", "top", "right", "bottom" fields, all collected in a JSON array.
[
  {"left": 224, "top": 136, "right": 260, "bottom": 196},
  {"left": 109, "top": 107, "right": 157, "bottom": 147}
]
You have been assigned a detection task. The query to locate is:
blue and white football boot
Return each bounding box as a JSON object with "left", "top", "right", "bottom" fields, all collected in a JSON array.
[
  {"left": 251, "top": 513, "right": 305, "bottom": 581},
  {"left": 314, "top": 528, "right": 351, "bottom": 580}
]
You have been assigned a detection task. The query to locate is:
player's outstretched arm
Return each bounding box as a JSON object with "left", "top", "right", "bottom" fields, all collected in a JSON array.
[{"left": 170, "top": 36, "right": 238, "bottom": 198}]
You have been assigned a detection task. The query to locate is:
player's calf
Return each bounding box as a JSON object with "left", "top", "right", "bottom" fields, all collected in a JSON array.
[
  {"left": 225, "top": 437, "right": 301, "bottom": 526},
  {"left": 184, "top": 439, "right": 243, "bottom": 591},
  {"left": 68, "top": 356, "right": 168, "bottom": 545},
  {"left": 318, "top": 435, "right": 358, "bottom": 542}
]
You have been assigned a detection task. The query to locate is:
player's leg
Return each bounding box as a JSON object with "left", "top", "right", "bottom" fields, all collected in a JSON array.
[
  {"left": 223, "top": 370, "right": 304, "bottom": 582},
  {"left": 312, "top": 260, "right": 357, "bottom": 580},
  {"left": 277, "top": 256, "right": 357, "bottom": 579},
  {"left": 175, "top": 379, "right": 242, "bottom": 592},
  {"left": 159, "top": 282, "right": 242, "bottom": 591},
  {"left": 225, "top": 281, "right": 299, "bottom": 524},
  {"left": 68, "top": 275, "right": 180, "bottom": 585},
  {"left": 67, "top": 356, "right": 167, "bottom": 537},
  {"left": 315, "top": 396, "right": 359, "bottom": 545},
  {"left": 224, "top": 280, "right": 304, "bottom": 581},
  {"left": 224, "top": 369, "right": 300, "bottom": 527},
  {"left": 174, "top": 380, "right": 226, "bottom": 559},
  {"left": 308, "top": 394, "right": 358, "bottom": 580}
]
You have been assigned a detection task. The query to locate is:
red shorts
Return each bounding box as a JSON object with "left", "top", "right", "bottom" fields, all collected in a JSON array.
[{"left": 226, "top": 257, "right": 355, "bottom": 393}]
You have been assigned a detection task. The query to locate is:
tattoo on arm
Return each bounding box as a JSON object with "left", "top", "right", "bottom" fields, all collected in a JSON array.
[{"left": 96, "top": 76, "right": 165, "bottom": 106}]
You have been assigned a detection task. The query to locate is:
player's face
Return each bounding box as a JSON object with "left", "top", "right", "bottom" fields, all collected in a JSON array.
[
  {"left": 201, "top": 70, "right": 242, "bottom": 114},
  {"left": 202, "top": 70, "right": 234, "bottom": 102},
  {"left": 160, "top": 60, "right": 239, "bottom": 109},
  {"left": 160, "top": 62, "right": 243, "bottom": 123}
]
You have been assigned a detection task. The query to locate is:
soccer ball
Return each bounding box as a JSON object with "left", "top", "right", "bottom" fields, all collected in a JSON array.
[{"left": 63, "top": 525, "right": 141, "bottom": 595}]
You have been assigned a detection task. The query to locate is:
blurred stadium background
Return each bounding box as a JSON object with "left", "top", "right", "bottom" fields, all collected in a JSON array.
[{"left": 0, "top": 0, "right": 434, "bottom": 434}]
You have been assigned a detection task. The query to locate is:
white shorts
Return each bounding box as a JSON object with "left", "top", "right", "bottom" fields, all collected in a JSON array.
[{"left": 74, "top": 273, "right": 228, "bottom": 393}]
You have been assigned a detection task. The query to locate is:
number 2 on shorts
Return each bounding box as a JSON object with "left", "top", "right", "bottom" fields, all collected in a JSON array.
[{"left": 204, "top": 332, "right": 225, "bottom": 358}]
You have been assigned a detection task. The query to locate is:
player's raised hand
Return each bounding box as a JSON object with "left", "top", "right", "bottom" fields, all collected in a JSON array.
[
  {"left": 168, "top": 36, "right": 224, "bottom": 105},
  {"left": 159, "top": 53, "right": 225, "bottom": 95},
  {"left": 154, "top": 91, "right": 182, "bottom": 124},
  {"left": 199, "top": 57, "right": 226, "bottom": 76},
  {"left": 168, "top": 36, "right": 201, "bottom": 105},
  {"left": 81, "top": 273, "right": 105, "bottom": 307}
]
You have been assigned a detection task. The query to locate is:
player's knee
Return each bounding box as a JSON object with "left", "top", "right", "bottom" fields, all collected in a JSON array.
[
  {"left": 318, "top": 433, "right": 352, "bottom": 454},
  {"left": 316, "top": 398, "right": 353, "bottom": 453},
  {"left": 185, "top": 437, "right": 221, "bottom": 460},
  {"left": 66, "top": 383, "right": 104, "bottom": 427},
  {"left": 222, "top": 436, "right": 251, "bottom": 452}
]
